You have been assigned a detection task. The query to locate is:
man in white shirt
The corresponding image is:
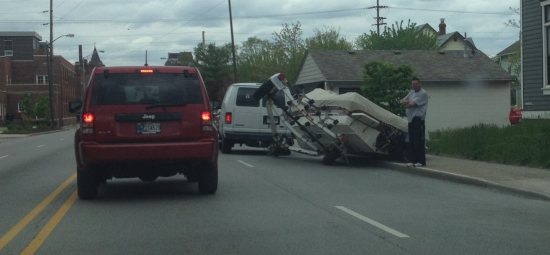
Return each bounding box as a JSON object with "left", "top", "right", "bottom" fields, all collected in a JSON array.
[{"left": 400, "top": 77, "right": 428, "bottom": 167}]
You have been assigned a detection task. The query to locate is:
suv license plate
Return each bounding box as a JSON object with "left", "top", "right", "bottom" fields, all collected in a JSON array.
[{"left": 137, "top": 122, "right": 161, "bottom": 134}]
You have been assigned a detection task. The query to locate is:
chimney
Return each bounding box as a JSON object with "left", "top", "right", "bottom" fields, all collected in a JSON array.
[{"left": 439, "top": 18, "right": 446, "bottom": 35}]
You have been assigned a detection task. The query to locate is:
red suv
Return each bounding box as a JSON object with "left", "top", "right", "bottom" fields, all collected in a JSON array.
[{"left": 69, "top": 66, "right": 218, "bottom": 199}]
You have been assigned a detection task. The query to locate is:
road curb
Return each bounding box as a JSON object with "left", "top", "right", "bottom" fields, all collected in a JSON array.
[
  {"left": 380, "top": 161, "right": 550, "bottom": 202},
  {"left": 0, "top": 127, "right": 74, "bottom": 139}
]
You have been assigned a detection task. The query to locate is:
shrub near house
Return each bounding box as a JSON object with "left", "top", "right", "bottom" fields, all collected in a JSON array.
[{"left": 3, "top": 94, "right": 51, "bottom": 134}]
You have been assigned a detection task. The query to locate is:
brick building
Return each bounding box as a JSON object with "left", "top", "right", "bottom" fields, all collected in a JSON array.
[{"left": 0, "top": 31, "right": 81, "bottom": 127}]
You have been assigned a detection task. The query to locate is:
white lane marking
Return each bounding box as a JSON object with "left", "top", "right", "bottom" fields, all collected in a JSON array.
[
  {"left": 0, "top": 155, "right": 8, "bottom": 160},
  {"left": 59, "top": 138, "right": 65, "bottom": 141},
  {"left": 335, "top": 206, "right": 410, "bottom": 238},
  {"left": 237, "top": 160, "right": 254, "bottom": 168},
  {"left": 36, "top": 145, "right": 45, "bottom": 148}
]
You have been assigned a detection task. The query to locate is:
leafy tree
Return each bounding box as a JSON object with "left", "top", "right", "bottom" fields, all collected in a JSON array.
[
  {"left": 178, "top": 52, "right": 195, "bottom": 66},
  {"left": 356, "top": 20, "right": 437, "bottom": 50},
  {"left": 505, "top": 7, "right": 520, "bottom": 29},
  {"left": 306, "top": 26, "right": 353, "bottom": 51},
  {"left": 503, "top": 6, "right": 521, "bottom": 105},
  {"left": 362, "top": 62, "right": 414, "bottom": 116},
  {"left": 237, "top": 37, "right": 281, "bottom": 82},
  {"left": 20, "top": 94, "right": 50, "bottom": 120},
  {"left": 194, "top": 43, "right": 233, "bottom": 101},
  {"left": 272, "top": 22, "right": 306, "bottom": 83}
]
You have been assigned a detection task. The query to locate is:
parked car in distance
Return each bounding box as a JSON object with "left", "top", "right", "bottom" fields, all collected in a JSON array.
[
  {"left": 69, "top": 66, "right": 218, "bottom": 199},
  {"left": 218, "top": 83, "right": 292, "bottom": 153}
]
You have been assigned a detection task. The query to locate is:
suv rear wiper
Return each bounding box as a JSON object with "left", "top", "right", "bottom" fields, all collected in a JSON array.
[{"left": 146, "top": 103, "right": 187, "bottom": 110}]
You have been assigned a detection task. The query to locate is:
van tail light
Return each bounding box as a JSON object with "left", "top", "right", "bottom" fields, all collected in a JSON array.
[
  {"left": 81, "top": 112, "right": 95, "bottom": 134},
  {"left": 225, "top": 112, "right": 232, "bottom": 124}
]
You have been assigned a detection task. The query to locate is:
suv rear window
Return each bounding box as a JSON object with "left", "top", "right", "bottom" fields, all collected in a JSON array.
[{"left": 91, "top": 73, "right": 203, "bottom": 105}]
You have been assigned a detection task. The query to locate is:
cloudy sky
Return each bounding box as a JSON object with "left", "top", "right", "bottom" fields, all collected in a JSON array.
[{"left": 1, "top": 0, "right": 520, "bottom": 66}]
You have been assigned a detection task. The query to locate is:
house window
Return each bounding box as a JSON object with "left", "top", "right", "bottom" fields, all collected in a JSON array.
[
  {"left": 17, "top": 102, "right": 24, "bottom": 113},
  {"left": 36, "top": 75, "right": 48, "bottom": 84},
  {"left": 4, "top": 40, "right": 13, "bottom": 56}
]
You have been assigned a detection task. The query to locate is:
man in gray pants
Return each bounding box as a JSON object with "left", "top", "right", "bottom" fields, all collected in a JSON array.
[{"left": 400, "top": 77, "right": 428, "bottom": 167}]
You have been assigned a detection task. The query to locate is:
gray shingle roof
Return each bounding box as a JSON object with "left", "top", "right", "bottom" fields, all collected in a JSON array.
[
  {"left": 305, "top": 50, "right": 512, "bottom": 83},
  {"left": 495, "top": 40, "right": 520, "bottom": 56},
  {"left": 436, "top": 32, "right": 464, "bottom": 48}
]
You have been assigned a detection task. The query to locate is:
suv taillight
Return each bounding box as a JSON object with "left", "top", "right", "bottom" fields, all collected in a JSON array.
[
  {"left": 82, "top": 112, "right": 94, "bottom": 134},
  {"left": 225, "top": 112, "right": 232, "bottom": 124},
  {"left": 201, "top": 111, "right": 212, "bottom": 124},
  {"left": 201, "top": 111, "right": 214, "bottom": 134}
]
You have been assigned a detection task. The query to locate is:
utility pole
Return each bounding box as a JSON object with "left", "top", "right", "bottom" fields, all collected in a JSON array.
[
  {"left": 79, "top": 45, "right": 85, "bottom": 100},
  {"left": 48, "top": 0, "right": 55, "bottom": 128},
  {"left": 368, "top": 0, "right": 388, "bottom": 35},
  {"left": 228, "top": 0, "right": 237, "bottom": 83}
]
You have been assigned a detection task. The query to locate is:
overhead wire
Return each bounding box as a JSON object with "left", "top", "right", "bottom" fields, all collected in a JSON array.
[{"left": 0, "top": 5, "right": 517, "bottom": 25}]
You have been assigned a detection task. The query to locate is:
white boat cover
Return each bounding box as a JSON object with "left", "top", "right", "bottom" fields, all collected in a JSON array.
[{"left": 305, "top": 89, "right": 408, "bottom": 132}]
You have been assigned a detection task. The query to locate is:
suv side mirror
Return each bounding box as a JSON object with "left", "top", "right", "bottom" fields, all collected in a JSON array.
[{"left": 69, "top": 99, "right": 83, "bottom": 114}]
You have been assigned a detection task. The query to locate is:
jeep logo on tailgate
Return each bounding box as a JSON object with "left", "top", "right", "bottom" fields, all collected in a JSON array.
[
  {"left": 142, "top": 114, "right": 156, "bottom": 120},
  {"left": 115, "top": 112, "right": 181, "bottom": 122}
]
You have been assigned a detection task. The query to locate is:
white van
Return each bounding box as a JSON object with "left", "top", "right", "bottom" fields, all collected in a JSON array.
[{"left": 219, "top": 83, "right": 291, "bottom": 153}]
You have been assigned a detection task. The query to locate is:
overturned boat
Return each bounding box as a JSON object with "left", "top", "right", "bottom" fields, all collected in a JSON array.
[{"left": 254, "top": 73, "right": 408, "bottom": 165}]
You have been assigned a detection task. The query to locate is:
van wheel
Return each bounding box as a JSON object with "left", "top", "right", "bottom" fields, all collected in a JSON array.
[
  {"left": 77, "top": 166, "right": 99, "bottom": 200},
  {"left": 198, "top": 161, "right": 218, "bottom": 194},
  {"left": 221, "top": 138, "right": 232, "bottom": 153}
]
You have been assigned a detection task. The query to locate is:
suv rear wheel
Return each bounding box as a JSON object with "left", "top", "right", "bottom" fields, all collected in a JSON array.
[
  {"left": 198, "top": 161, "right": 218, "bottom": 194},
  {"left": 77, "top": 166, "right": 99, "bottom": 200}
]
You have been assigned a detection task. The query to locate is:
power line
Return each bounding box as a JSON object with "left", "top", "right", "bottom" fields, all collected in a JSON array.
[
  {"left": 389, "top": 6, "right": 513, "bottom": 15},
  {"left": 0, "top": 5, "right": 517, "bottom": 25}
]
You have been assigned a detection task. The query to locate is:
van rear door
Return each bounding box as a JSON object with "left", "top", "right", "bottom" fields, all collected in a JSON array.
[
  {"left": 230, "top": 86, "right": 262, "bottom": 132},
  {"left": 260, "top": 90, "right": 287, "bottom": 130}
]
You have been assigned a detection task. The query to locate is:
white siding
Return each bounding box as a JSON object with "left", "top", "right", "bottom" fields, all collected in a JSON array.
[
  {"left": 295, "top": 55, "right": 325, "bottom": 85},
  {"left": 440, "top": 40, "right": 467, "bottom": 51},
  {"left": 424, "top": 82, "right": 510, "bottom": 131}
]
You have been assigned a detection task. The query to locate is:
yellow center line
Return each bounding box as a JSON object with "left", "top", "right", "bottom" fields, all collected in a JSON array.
[
  {"left": 0, "top": 173, "right": 76, "bottom": 251},
  {"left": 20, "top": 191, "right": 78, "bottom": 255}
]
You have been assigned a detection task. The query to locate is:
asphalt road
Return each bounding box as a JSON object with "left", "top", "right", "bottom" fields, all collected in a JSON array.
[{"left": 1, "top": 130, "right": 549, "bottom": 255}]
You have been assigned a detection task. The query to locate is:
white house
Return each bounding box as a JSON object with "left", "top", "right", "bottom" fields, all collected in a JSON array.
[
  {"left": 294, "top": 50, "right": 513, "bottom": 131},
  {"left": 417, "top": 19, "right": 478, "bottom": 53}
]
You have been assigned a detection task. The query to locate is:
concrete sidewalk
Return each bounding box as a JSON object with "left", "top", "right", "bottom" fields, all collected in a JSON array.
[{"left": 383, "top": 154, "right": 550, "bottom": 201}]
